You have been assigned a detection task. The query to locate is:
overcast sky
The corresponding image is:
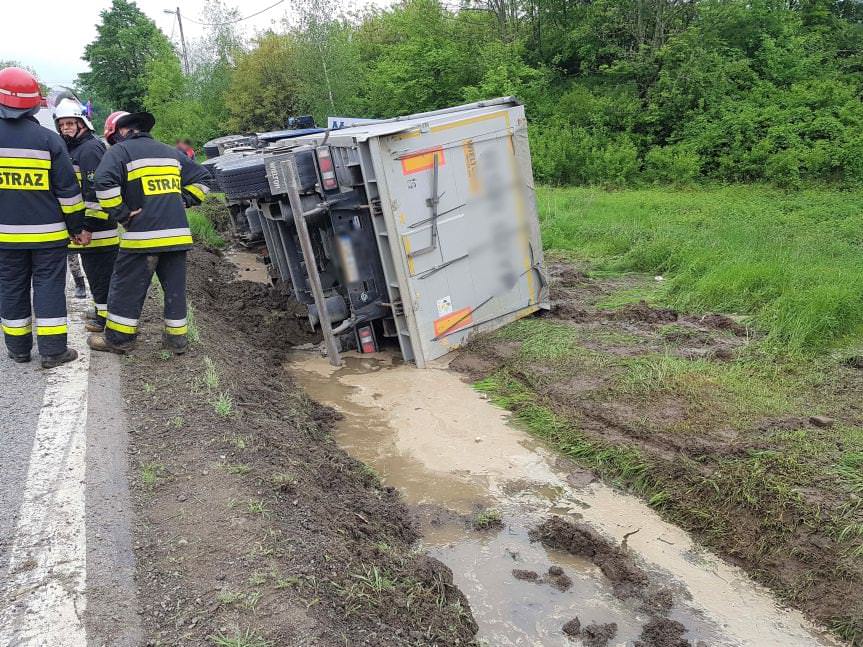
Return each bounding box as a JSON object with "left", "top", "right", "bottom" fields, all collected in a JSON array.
[{"left": 3, "top": 0, "right": 383, "bottom": 89}]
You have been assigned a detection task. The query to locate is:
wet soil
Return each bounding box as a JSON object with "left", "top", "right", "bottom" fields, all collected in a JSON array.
[
  {"left": 290, "top": 352, "right": 837, "bottom": 646},
  {"left": 451, "top": 259, "right": 863, "bottom": 643},
  {"left": 123, "top": 247, "right": 477, "bottom": 645}
]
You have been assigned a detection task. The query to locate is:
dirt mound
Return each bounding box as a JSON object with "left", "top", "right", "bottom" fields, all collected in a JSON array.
[
  {"left": 126, "top": 247, "right": 477, "bottom": 645},
  {"left": 187, "top": 249, "right": 318, "bottom": 360},
  {"left": 607, "top": 301, "right": 678, "bottom": 324},
  {"left": 553, "top": 265, "right": 593, "bottom": 286},
  {"left": 635, "top": 618, "right": 691, "bottom": 647},
  {"left": 689, "top": 313, "right": 747, "bottom": 336}
]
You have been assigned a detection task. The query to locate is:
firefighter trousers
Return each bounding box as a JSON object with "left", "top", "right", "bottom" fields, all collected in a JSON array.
[
  {"left": 80, "top": 249, "right": 118, "bottom": 326},
  {"left": 104, "top": 250, "right": 187, "bottom": 347},
  {"left": 0, "top": 247, "right": 68, "bottom": 357}
]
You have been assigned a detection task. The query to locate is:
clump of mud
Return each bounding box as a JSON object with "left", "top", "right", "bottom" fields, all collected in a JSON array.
[
  {"left": 534, "top": 517, "right": 693, "bottom": 647},
  {"left": 560, "top": 616, "right": 618, "bottom": 646},
  {"left": 562, "top": 617, "right": 581, "bottom": 636},
  {"left": 512, "top": 569, "right": 539, "bottom": 582},
  {"left": 510, "top": 565, "right": 573, "bottom": 591},
  {"left": 530, "top": 516, "right": 649, "bottom": 600},
  {"left": 635, "top": 618, "right": 691, "bottom": 647},
  {"left": 546, "top": 565, "right": 573, "bottom": 591},
  {"left": 605, "top": 301, "right": 678, "bottom": 324}
]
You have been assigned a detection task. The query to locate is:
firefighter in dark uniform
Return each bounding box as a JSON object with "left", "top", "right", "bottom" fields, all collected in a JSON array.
[
  {"left": 88, "top": 110, "right": 211, "bottom": 355},
  {"left": 54, "top": 98, "right": 119, "bottom": 332},
  {"left": 0, "top": 67, "right": 85, "bottom": 368}
]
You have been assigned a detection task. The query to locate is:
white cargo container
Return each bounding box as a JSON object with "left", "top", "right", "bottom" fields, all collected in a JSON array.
[{"left": 264, "top": 97, "right": 549, "bottom": 367}]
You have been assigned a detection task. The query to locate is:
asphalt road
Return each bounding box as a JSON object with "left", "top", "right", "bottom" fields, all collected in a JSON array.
[{"left": 0, "top": 279, "right": 141, "bottom": 647}]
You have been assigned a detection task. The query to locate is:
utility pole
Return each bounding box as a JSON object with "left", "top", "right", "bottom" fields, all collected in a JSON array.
[{"left": 164, "top": 7, "right": 190, "bottom": 74}]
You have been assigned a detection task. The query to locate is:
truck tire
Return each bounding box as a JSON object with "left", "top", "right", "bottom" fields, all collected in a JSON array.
[
  {"left": 216, "top": 156, "right": 270, "bottom": 201},
  {"left": 204, "top": 134, "right": 254, "bottom": 158}
]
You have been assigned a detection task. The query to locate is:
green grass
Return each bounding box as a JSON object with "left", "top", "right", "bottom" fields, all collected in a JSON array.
[
  {"left": 203, "top": 356, "right": 220, "bottom": 389},
  {"left": 210, "top": 628, "right": 271, "bottom": 647},
  {"left": 187, "top": 304, "right": 201, "bottom": 344},
  {"left": 471, "top": 508, "right": 503, "bottom": 530},
  {"left": 188, "top": 205, "right": 226, "bottom": 250},
  {"left": 213, "top": 391, "right": 234, "bottom": 417},
  {"left": 537, "top": 185, "right": 863, "bottom": 353},
  {"left": 140, "top": 462, "right": 164, "bottom": 489}
]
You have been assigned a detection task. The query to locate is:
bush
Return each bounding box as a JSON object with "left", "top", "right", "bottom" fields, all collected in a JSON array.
[{"left": 644, "top": 145, "right": 702, "bottom": 185}]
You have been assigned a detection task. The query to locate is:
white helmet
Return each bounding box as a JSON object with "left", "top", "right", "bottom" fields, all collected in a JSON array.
[{"left": 53, "top": 97, "right": 94, "bottom": 131}]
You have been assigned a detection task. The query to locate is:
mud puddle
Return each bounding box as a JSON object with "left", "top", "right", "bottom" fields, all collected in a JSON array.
[
  {"left": 224, "top": 248, "right": 270, "bottom": 284},
  {"left": 288, "top": 352, "right": 841, "bottom": 646}
]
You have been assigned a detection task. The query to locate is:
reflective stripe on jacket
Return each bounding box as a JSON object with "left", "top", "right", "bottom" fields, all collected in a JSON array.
[
  {"left": 0, "top": 116, "right": 84, "bottom": 249},
  {"left": 93, "top": 132, "right": 212, "bottom": 254},
  {"left": 66, "top": 133, "right": 116, "bottom": 253}
]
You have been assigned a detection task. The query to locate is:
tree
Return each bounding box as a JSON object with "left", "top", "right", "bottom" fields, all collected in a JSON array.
[
  {"left": 78, "top": 0, "right": 173, "bottom": 111},
  {"left": 226, "top": 32, "right": 307, "bottom": 131}
]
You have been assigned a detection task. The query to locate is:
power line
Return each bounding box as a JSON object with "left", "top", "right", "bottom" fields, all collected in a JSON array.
[{"left": 179, "top": 0, "right": 287, "bottom": 26}]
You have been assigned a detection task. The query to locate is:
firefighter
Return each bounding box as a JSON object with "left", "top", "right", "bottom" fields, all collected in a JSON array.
[
  {"left": 54, "top": 98, "right": 118, "bottom": 331},
  {"left": 0, "top": 67, "right": 85, "bottom": 368},
  {"left": 88, "top": 110, "right": 211, "bottom": 355}
]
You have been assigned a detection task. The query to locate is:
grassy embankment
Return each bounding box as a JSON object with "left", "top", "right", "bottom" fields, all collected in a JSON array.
[
  {"left": 469, "top": 186, "right": 863, "bottom": 642},
  {"left": 188, "top": 195, "right": 229, "bottom": 249}
]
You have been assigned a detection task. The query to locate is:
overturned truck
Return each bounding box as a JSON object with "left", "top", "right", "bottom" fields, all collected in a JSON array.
[{"left": 205, "top": 98, "right": 549, "bottom": 367}]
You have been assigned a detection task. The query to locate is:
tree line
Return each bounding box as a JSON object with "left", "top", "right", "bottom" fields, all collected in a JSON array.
[{"left": 77, "top": 0, "right": 863, "bottom": 187}]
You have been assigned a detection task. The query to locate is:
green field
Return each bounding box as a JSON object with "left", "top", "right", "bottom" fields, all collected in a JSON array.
[{"left": 536, "top": 186, "right": 863, "bottom": 354}]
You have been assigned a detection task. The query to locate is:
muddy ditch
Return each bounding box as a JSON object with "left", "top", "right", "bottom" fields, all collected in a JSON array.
[
  {"left": 123, "top": 247, "right": 476, "bottom": 646},
  {"left": 123, "top": 243, "right": 855, "bottom": 646},
  {"left": 289, "top": 350, "right": 837, "bottom": 646},
  {"left": 451, "top": 260, "right": 863, "bottom": 644}
]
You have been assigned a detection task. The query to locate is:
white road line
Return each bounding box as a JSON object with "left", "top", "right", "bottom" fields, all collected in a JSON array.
[{"left": 0, "top": 295, "right": 91, "bottom": 647}]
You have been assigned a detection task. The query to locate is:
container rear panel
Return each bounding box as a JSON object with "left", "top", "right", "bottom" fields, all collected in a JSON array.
[{"left": 376, "top": 105, "right": 547, "bottom": 365}]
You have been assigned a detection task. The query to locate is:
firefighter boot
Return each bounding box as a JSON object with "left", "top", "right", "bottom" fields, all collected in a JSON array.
[
  {"left": 73, "top": 275, "right": 87, "bottom": 299},
  {"left": 7, "top": 350, "right": 31, "bottom": 363},
  {"left": 87, "top": 333, "right": 133, "bottom": 354},
  {"left": 162, "top": 332, "right": 188, "bottom": 355},
  {"left": 85, "top": 318, "right": 105, "bottom": 333},
  {"left": 41, "top": 348, "right": 78, "bottom": 369}
]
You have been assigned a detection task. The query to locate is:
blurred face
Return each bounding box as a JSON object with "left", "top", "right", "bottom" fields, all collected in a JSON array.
[
  {"left": 58, "top": 117, "right": 82, "bottom": 138},
  {"left": 118, "top": 126, "right": 133, "bottom": 138}
]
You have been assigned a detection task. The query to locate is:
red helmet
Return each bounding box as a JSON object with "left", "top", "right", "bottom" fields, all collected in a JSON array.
[
  {"left": 0, "top": 67, "right": 42, "bottom": 110},
  {"left": 104, "top": 110, "right": 129, "bottom": 143}
]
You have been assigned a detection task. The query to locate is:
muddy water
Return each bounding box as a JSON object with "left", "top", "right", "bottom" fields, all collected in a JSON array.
[
  {"left": 289, "top": 352, "right": 841, "bottom": 647},
  {"left": 225, "top": 249, "right": 270, "bottom": 284}
]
